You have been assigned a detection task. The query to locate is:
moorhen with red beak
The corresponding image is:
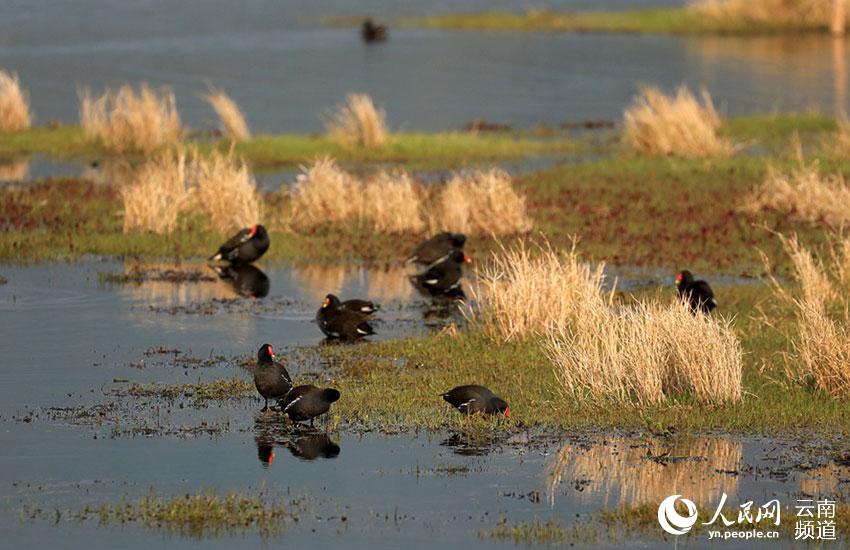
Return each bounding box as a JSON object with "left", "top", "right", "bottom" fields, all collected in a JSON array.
[
  {"left": 675, "top": 270, "right": 717, "bottom": 314},
  {"left": 252, "top": 344, "right": 293, "bottom": 411},
  {"left": 280, "top": 385, "right": 341, "bottom": 425},
  {"left": 209, "top": 224, "right": 270, "bottom": 265},
  {"left": 411, "top": 250, "right": 471, "bottom": 297},
  {"left": 443, "top": 385, "right": 509, "bottom": 416},
  {"left": 406, "top": 232, "right": 466, "bottom": 267},
  {"left": 316, "top": 294, "right": 375, "bottom": 340}
]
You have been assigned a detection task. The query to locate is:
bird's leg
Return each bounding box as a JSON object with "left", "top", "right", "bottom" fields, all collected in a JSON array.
[{"left": 262, "top": 398, "right": 269, "bottom": 412}]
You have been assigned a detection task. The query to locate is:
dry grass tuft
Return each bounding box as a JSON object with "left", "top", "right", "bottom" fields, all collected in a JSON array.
[
  {"left": 0, "top": 70, "right": 32, "bottom": 131},
  {"left": 191, "top": 149, "right": 262, "bottom": 234},
  {"left": 546, "top": 299, "right": 743, "bottom": 405},
  {"left": 121, "top": 152, "right": 191, "bottom": 234},
  {"left": 325, "top": 93, "right": 388, "bottom": 148},
  {"left": 623, "top": 85, "right": 736, "bottom": 158},
  {"left": 201, "top": 87, "right": 251, "bottom": 142},
  {"left": 469, "top": 240, "right": 610, "bottom": 342},
  {"left": 832, "top": 112, "right": 850, "bottom": 156},
  {"left": 744, "top": 161, "right": 850, "bottom": 228},
  {"left": 289, "top": 158, "right": 424, "bottom": 233},
  {"left": 768, "top": 234, "right": 850, "bottom": 397},
  {"left": 689, "top": 0, "right": 842, "bottom": 29},
  {"left": 433, "top": 169, "right": 533, "bottom": 236},
  {"left": 80, "top": 84, "right": 182, "bottom": 154}
]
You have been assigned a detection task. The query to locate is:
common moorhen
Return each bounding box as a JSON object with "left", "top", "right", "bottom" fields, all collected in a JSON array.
[
  {"left": 252, "top": 344, "right": 293, "bottom": 411},
  {"left": 280, "top": 385, "right": 341, "bottom": 425},
  {"left": 316, "top": 294, "right": 375, "bottom": 340},
  {"left": 442, "top": 385, "right": 509, "bottom": 416},
  {"left": 406, "top": 232, "right": 466, "bottom": 267},
  {"left": 675, "top": 270, "right": 717, "bottom": 314},
  {"left": 361, "top": 18, "right": 388, "bottom": 42},
  {"left": 339, "top": 298, "right": 380, "bottom": 315},
  {"left": 209, "top": 224, "right": 270, "bottom": 265},
  {"left": 411, "top": 250, "right": 471, "bottom": 297}
]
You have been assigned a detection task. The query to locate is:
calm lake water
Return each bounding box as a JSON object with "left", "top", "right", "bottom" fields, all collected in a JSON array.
[
  {"left": 1, "top": 0, "right": 847, "bottom": 133},
  {"left": 0, "top": 261, "right": 844, "bottom": 548}
]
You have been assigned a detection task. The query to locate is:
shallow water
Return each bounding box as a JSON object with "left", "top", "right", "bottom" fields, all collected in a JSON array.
[
  {"left": 0, "top": 260, "right": 846, "bottom": 547},
  {"left": 1, "top": 1, "right": 848, "bottom": 133}
]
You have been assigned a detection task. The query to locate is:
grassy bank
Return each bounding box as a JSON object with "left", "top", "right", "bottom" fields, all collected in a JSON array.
[
  {"left": 321, "top": 283, "right": 849, "bottom": 434},
  {"left": 395, "top": 7, "right": 842, "bottom": 35},
  {"left": 0, "top": 126, "right": 580, "bottom": 168}
]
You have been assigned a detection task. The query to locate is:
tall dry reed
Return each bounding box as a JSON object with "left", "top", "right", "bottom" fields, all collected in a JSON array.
[
  {"left": 433, "top": 169, "right": 533, "bottom": 236},
  {"left": 121, "top": 152, "right": 190, "bottom": 234},
  {"left": 325, "top": 93, "right": 388, "bottom": 148},
  {"left": 689, "top": 0, "right": 843, "bottom": 30},
  {"left": 0, "top": 70, "right": 32, "bottom": 131},
  {"left": 768, "top": 234, "right": 850, "bottom": 397},
  {"left": 80, "top": 84, "right": 182, "bottom": 154},
  {"left": 191, "top": 149, "right": 262, "bottom": 234},
  {"left": 623, "top": 85, "right": 736, "bottom": 158},
  {"left": 289, "top": 158, "right": 424, "bottom": 233},
  {"left": 201, "top": 87, "right": 251, "bottom": 142},
  {"left": 744, "top": 161, "right": 850, "bottom": 228}
]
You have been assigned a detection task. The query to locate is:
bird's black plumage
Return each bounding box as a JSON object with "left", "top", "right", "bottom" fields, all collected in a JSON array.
[
  {"left": 410, "top": 249, "right": 470, "bottom": 297},
  {"left": 339, "top": 298, "right": 380, "bottom": 315},
  {"left": 675, "top": 270, "right": 717, "bottom": 314},
  {"left": 280, "top": 385, "right": 341, "bottom": 424},
  {"left": 406, "top": 232, "right": 466, "bottom": 267},
  {"left": 214, "top": 264, "right": 270, "bottom": 298},
  {"left": 316, "top": 294, "right": 375, "bottom": 340},
  {"left": 252, "top": 344, "right": 293, "bottom": 411},
  {"left": 442, "top": 385, "right": 509, "bottom": 416},
  {"left": 361, "top": 19, "right": 388, "bottom": 42},
  {"left": 209, "top": 224, "right": 269, "bottom": 265}
]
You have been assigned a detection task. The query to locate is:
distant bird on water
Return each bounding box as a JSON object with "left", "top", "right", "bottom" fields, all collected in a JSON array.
[
  {"left": 361, "top": 18, "right": 388, "bottom": 42},
  {"left": 209, "top": 224, "right": 269, "bottom": 265},
  {"left": 675, "top": 270, "right": 717, "bottom": 314},
  {"left": 442, "top": 385, "right": 509, "bottom": 417}
]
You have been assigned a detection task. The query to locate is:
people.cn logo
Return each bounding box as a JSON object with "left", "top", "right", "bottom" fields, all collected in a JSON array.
[{"left": 658, "top": 495, "right": 699, "bottom": 535}]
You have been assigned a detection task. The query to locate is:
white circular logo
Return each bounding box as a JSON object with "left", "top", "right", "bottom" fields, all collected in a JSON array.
[{"left": 657, "top": 495, "right": 698, "bottom": 535}]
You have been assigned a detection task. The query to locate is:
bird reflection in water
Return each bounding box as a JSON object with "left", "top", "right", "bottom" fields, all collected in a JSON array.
[
  {"left": 254, "top": 415, "right": 341, "bottom": 467},
  {"left": 213, "top": 264, "right": 270, "bottom": 298},
  {"left": 440, "top": 431, "right": 500, "bottom": 457}
]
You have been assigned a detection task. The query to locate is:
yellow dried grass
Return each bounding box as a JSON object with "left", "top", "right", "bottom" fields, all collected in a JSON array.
[
  {"left": 191, "top": 149, "right": 262, "bottom": 234},
  {"left": 120, "top": 152, "right": 191, "bottom": 234},
  {"left": 80, "top": 84, "right": 182, "bottom": 154},
  {"left": 201, "top": 87, "right": 251, "bottom": 142},
  {"left": 325, "top": 93, "right": 388, "bottom": 148},
  {"left": 0, "top": 70, "right": 32, "bottom": 131},
  {"left": 623, "top": 85, "right": 736, "bottom": 158},
  {"left": 689, "top": 0, "right": 842, "bottom": 29}
]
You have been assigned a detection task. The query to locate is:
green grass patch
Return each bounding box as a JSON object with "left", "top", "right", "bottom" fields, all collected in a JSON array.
[
  {"left": 395, "top": 8, "right": 838, "bottom": 35},
  {"left": 322, "top": 283, "right": 850, "bottom": 434},
  {"left": 480, "top": 517, "right": 596, "bottom": 545},
  {"left": 113, "top": 377, "right": 254, "bottom": 402}
]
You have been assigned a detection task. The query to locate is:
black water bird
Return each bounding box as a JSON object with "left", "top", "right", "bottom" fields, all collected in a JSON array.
[
  {"left": 410, "top": 250, "right": 471, "bottom": 297},
  {"left": 406, "top": 232, "right": 466, "bottom": 267},
  {"left": 442, "top": 385, "right": 509, "bottom": 416},
  {"left": 209, "top": 224, "right": 269, "bottom": 265},
  {"left": 252, "top": 344, "right": 293, "bottom": 411},
  {"left": 316, "top": 294, "right": 375, "bottom": 340},
  {"left": 339, "top": 298, "right": 380, "bottom": 315},
  {"left": 213, "top": 264, "right": 270, "bottom": 298},
  {"left": 361, "top": 18, "right": 388, "bottom": 42},
  {"left": 280, "top": 385, "right": 341, "bottom": 425},
  {"left": 675, "top": 270, "right": 717, "bottom": 314}
]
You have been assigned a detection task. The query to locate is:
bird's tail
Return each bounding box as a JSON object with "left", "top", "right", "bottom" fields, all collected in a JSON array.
[{"left": 208, "top": 252, "right": 223, "bottom": 262}]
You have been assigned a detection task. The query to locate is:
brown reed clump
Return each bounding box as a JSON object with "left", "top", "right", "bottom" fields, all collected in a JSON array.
[
  {"left": 623, "top": 85, "right": 737, "bottom": 158},
  {"left": 325, "top": 93, "right": 388, "bottom": 148},
  {"left": 0, "top": 158, "right": 30, "bottom": 182},
  {"left": 191, "top": 149, "right": 262, "bottom": 234},
  {"left": 288, "top": 158, "right": 424, "bottom": 233},
  {"left": 469, "top": 240, "right": 611, "bottom": 343},
  {"left": 79, "top": 84, "right": 182, "bottom": 154},
  {"left": 201, "top": 86, "right": 251, "bottom": 142},
  {"left": 744, "top": 161, "right": 850, "bottom": 228},
  {"left": 689, "top": 0, "right": 842, "bottom": 31},
  {"left": 0, "top": 70, "right": 32, "bottom": 131},
  {"left": 767, "top": 234, "right": 850, "bottom": 397},
  {"left": 433, "top": 169, "right": 533, "bottom": 236},
  {"left": 120, "top": 151, "right": 191, "bottom": 234}
]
